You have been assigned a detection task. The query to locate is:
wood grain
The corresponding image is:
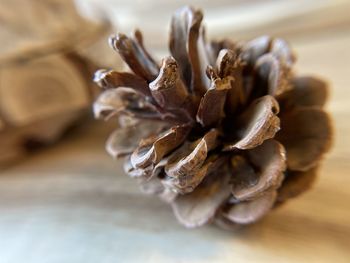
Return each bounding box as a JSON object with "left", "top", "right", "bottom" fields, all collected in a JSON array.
[{"left": 0, "top": 5, "right": 350, "bottom": 263}]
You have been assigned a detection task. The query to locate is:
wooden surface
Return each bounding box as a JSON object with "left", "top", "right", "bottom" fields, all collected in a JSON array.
[
  {"left": 78, "top": 0, "right": 350, "bottom": 50},
  {"left": 1, "top": 6, "right": 350, "bottom": 263}
]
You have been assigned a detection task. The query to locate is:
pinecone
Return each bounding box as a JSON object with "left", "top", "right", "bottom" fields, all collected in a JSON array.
[{"left": 93, "top": 6, "right": 332, "bottom": 228}]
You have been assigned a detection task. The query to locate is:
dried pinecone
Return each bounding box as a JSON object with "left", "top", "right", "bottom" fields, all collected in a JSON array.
[{"left": 93, "top": 6, "right": 332, "bottom": 228}]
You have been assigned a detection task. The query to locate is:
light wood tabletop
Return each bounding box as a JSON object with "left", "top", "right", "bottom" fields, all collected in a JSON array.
[{"left": 1, "top": 3, "right": 350, "bottom": 263}]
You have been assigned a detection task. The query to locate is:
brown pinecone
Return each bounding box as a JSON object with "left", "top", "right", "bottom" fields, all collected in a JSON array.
[{"left": 93, "top": 6, "right": 332, "bottom": 228}]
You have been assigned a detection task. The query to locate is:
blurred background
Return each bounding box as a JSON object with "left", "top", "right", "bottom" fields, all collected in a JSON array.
[{"left": 0, "top": 0, "right": 349, "bottom": 262}]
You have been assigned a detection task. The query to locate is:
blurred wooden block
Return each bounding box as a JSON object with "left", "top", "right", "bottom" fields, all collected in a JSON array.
[
  {"left": 0, "top": 52, "right": 95, "bottom": 166},
  {"left": 0, "top": 0, "right": 109, "bottom": 65},
  {"left": 0, "top": 0, "right": 117, "bottom": 165},
  {"left": 0, "top": 55, "right": 90, "bottom": 126}
]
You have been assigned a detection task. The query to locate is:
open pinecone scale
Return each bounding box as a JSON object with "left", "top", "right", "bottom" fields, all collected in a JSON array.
[{"left": 93, "top": 6, "right": 332, "bottom": 229}]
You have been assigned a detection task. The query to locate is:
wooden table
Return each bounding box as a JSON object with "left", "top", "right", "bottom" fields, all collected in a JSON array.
[{"left": 1, "top": 23, "right": 350, "bottom": 263}]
